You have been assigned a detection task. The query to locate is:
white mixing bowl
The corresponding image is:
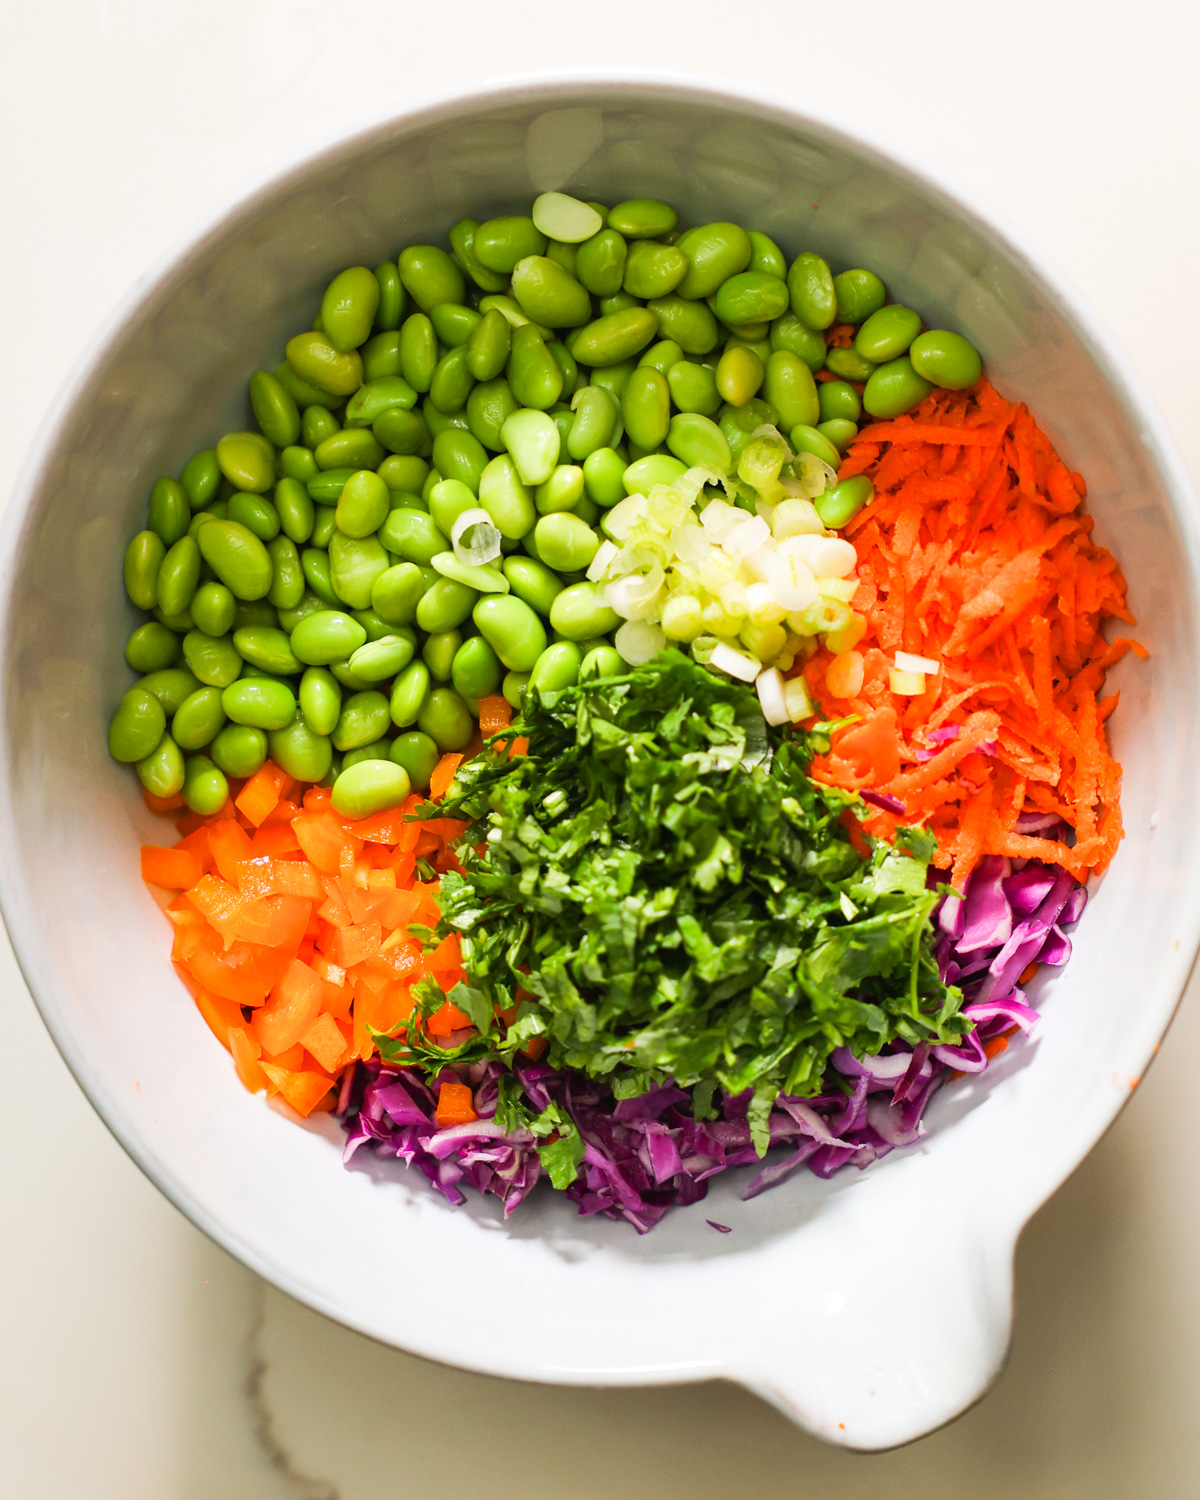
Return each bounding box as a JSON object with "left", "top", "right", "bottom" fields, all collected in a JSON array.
[{"left": 3, "top": 76, "right": 1197, "bottom": 1450}]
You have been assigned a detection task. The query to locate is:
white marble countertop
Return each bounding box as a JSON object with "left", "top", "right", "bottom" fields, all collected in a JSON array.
[{"left": 4, "top": 3, "right": 1199, "bottom": 1492}]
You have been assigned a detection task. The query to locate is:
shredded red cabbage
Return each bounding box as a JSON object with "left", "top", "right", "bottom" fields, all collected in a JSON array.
[{"left": 339, "top": 852, "right": 1085, "bottom": 1232}]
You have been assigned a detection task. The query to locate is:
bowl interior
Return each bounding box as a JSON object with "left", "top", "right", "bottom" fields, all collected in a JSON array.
[{"left": 5, "top": 79, "right": 1198, "bottom": 1449}]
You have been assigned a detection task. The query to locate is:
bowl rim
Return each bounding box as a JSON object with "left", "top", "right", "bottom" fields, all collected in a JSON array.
[{"left": 3, "top": 67, "right": 1198, "bottom": 1401}]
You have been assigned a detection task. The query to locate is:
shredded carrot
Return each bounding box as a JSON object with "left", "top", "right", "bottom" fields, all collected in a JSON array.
[{"left": 804, "top": 379, "right": 1137, "bottom": 886}]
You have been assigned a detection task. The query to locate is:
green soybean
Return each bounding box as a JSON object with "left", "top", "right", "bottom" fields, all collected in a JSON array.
[
  {"left": 763, "top": 350, "right": 820, "bottom": 430},
  {"left": 788, "top": 252, "right": 837, "bottom": 331},
  {"left": 390, "top": 731, "right": 439, "bottom": 791},
  {"left": 622, "top": 453, "right": 688, "bottom": 495},
  {"left": 789, "top": 424, "right": 842, "bottom": 469},
  {"left": 464, "top": 309, "right": 512, "bottom": 383},
  {"left": 909, "top": 329, "right": 983, "bottom": 390},
  {"left": 124, "top": 531, "right": 165, "bottom": 610},
  {"left": 576, "top": 228, "right": 627, "bottom": 297},
  {"left": 534, "top": 513, "right": 599, "bottom": 572},
  {"left": 429, "top": 346, "right": 475, "bottom": 415},
  {"left": 310, "top": 506, "right": 337, "bottom": 549},
  {"left": 390, "top": 661, "right": 432, "bottom": 727},
  {"left": 344, "top": 376, "right": 418, "bottom": 427},
  {"left": 666, "top": 413, "right": 731, "bottom": 471},
  {"left": 275, "top": 477, "right": 315, "bottom": 544},
  {"left": 862, "top": 357, "right": 933, "bottom": 419},
  {"left": 398, "top": 245, "right": 465, "bottom": 312},
  {"left": 466, "top": 377, "right": 519, "bottom": 452},
  {"left": 502, "top": 555, "right": 564, "bottom": 616},
  {"left": 534, "top": 465, "right": 584, "bottom": 515},
  {"left": 449, "top": 218, "right": 508, "bottom": 293},
  {"left": 417, "top": 687, "right": 474, "bottom": 752},
  {"left": 125, "top": 622, "right": 181, "bottom": 674},
  {"left": 431, "top": 429, "right": 488, "bottom": 494},
  {"left": 249, "top": 370, "right": 301, "bottom": 449},
  {"left": 155, "top": 535, "right": 200, "bottom": 618},
  {"left": 428, "top": 478, "right": 477, "bottom": 539},
  {"left": 275, "top": 359, "right": 341, "bottom": 412},
  {"left": 211, "top": 724, "right": 268, "bottom": 778},
  {"left": 232, "top": 625, "right": 300, "bottom": 676},
  {"left": 374, "top": 261, "right": 406, "bottom": 330},
  {"left": 507, "top": 324, "right": 563, "bottom": 410},
  {"left": 769, "top": 313, "right": 827, "bottom": 373},
  {"left": 473, "top": 594, "right": 547, "bottom": 671},
  {"left": 817, "top": 418, "right": 859, "bottom": 452},
  {"left": 314, "top": 428, "right": 385, "bottom": 473},
  {"left": 451, "top": 635, "right": 502, "bottom": 699},
  {"left": 373, "top": 406, "right": 429, "bottom": 456},
  {"left": 430, "top": 301, "right": 482, "bottom": 350},
  {"left": 291, "top": 610, "right": 367, "bottom": 666},
  {"left": 510, "top": 256, "right": 591, "bottom": 328},
  {"left": 287, "top": 332, "right": 364, "bottom": 398},
  {"left": 422, "top": 398, "right": 469, "bottom": 443},
  {"left": 221, "top": 678, "right": 296, "bottom": 730},
  {"left": 418, "top": 629, "right": 459, "bottom": 683},
  {"left": 378, "top": 455, "right": 428, "bottom": 495},
  {"left": 136, "top": 667, "right": 201, "bottom": 715},
  {"left": 713, "top": 271, "right": 789, "bottom": 326},
  {"left": 182, "top": 629, "right": 242, "bottom": 688},
  {"left": 108, "top": 687, "right": 166, "bottom": 763},
  {"left": 268, "top": 717, "right": 333, "bottom": 783},
  {"left": 197, "top": 520, "right": 273, "bottom": 601},
  {"left": 528, "top": 640, "right": 582, "bottom": 695},
  {"left": 502, "top": 670, "right": 529, "bottom": 708},
  {"left": 172, "top": 687, "right": 227, "bottom": 750},
  {"left": 349, "top": 633, "right": 415, "bottom": 682},
  {"left": 335, "top": 469, "right": 389, "bottom": 538},
  {"left": 715, "top": 345, "right": 764, "bottom": 406},
  {"left": 303, "top": 407, "right": 339, "bottom": 450},
  {"left": 815, "top": 475, "right": 875, "bottom": 529},
  {"left": 474, "top": 217, "right": 547, "bottom": 274},
  {"left": 322, "top": 266, "right": 380, "bottom": 352},
  {"left": 583, "top": 448, "right": 627, "bottom": 506},
  {"left": 342, "top": 739, "right": 392, "bottom": 772},
  {"left": 299, "top": 666, "right": 342, "bottom": 736},
  {"left": 570, "top": 308, "right": 659, "bottom": 368},
  {"left": 328, "top": 532, "right": 388, "bottom": 611},
  {"left": 147, "top": 478, "right": 190, "bottom": 547},
  {"left": 415, "top": 577, "right": 478, "bottom": 633},
  {"left": 623, "top": 241, "right": 687, "bottom": 300},
  {"left": 620, "top": 366, "right": 669, "bottom": 451},
  {"left": 667, "top": 360, "right": 721, "bottom": 416},
  {"left": 182, "top": 756, "right": 230, "bottom": 817},
  {"left": 227, "top": 491, "right": 281, "bottom": 543},
  {"left": 675, "top": 223, "right": 752, "bottom": 299},
  {"left": 818, "top": 380, "right": 863, "bottom": 423},
  {"left": 645, "top": 296, "right": 717, "bottom": 356},
  {"left": 180, "top": 449, "right": 221, "bottom": 508},
  {"left": 398, "top": 313, "right": 438, "bottom": 395},
  {"left": 371, "top": 562, "right": 428, "bottom": 625},
  {"left": 216, "top": 431, "right": 275, "bottom": 494},
  {"left": 351, "top": 608, "right": 393, "bottom": 642},
  {"left": 331, "top": 759, "right": 411, "bottom": 818},
  {"left": 548, "top": 581, "right": 619, "bottom": 642},
  {"left": 607, "top": 199, "right": 677, "bottom": 239},
  {"left": 332, "top": 689, "right": 391, "bottom": 751},
  {"left": 580, "top": 644, "right": 624, "bottom": 681},
  {"left": 379, "top": 507, "right": 448, "bottom": 565},
  {"left": 834, "top": 269, "right": 887, "bottom": 326},
  {"left": 361, "top": 330, "right": 404, "bottom": 381},
  {"left": 137, "top": 734, "right": 186, "bottom": 798},
  {"left": 825, "top": 346, "right": 876, "bottom": 383},
  {"left": 567, "top": 385, "right": 619, "bottom": 461},
  {"left": 856, "top": 305, "right": 922, "bottom": 364}
]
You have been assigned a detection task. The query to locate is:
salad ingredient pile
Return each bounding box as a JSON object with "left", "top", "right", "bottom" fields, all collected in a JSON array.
[{"left": 117, "top": 191, "right": 1127, "bottom": 1230}]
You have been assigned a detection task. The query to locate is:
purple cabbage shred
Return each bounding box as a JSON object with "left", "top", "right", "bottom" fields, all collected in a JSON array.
[{"left": 339, "top": 847, "right": 1086, "bottom": 1232}]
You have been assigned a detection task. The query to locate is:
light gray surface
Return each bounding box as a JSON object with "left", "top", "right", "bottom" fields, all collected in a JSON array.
[{"left": 3, "top": 1, "right": 1200, "bottom": 1492}]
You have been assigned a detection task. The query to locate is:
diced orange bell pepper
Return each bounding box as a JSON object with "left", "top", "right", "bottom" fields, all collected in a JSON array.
[
  {"left": 293, "top": 812, "right": 361, "bottom": 875},
  {"left": 300, "top": 1012, "right": 352, "bottom": 1074},
  {"left": 429, "top": 753, "right": 464, "bottom": 800},
  {"left": 141, "top": 846, "right": 204, "bottom": 889},
  {"left": 477, "top": 696, "right": 512, "bottom": 735},
  {"left": 193, "top": 989, "right": 245, "bottom": 1051},
  {"left": 434, "top": 1081, "right": 477, "bottom": 1127},
  {"left": 261, "top": 1065, "right": 335, "bottom": 1117},
  {"left": 427, "top": 999, "right": 473, "bottom": 1037},
  {"left": 250, "top": 957, "right": 324, "bottom": 1055},
  {"left": 207, "top": 819, "right": 255, "bottom": 884},
  {"left": 230, "top": 1027, "right": 269, "bottom": 1093},
  {"left": 226, "top": 893, "right": 312, "bottom": 950},
  {"left": 143, "top": 787, "right": 185, "bottom": 813}
]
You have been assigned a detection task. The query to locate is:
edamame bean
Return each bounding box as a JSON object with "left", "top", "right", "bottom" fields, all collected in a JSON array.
[
  {"left": 666, "top": 413, "right": 732, "bottom": 471},
  {"left": 303, "top": 408, "right": 339, "bottom": 451},
  {"left": 909, "top": 329, "right": 982, "bottom": 390},
  {"left": 321, "top": 266, "right": 379, "bottom": 352},
  {"left": 451, "top": 635, "right": 502, "bottom": 698},
  {"left": 788, "top": 252, "right": 837, "bottom": 331},
  {"left": 125, "top": 531, "right": 165, "bottom": 610},
  {"left": 172, "top": 687, "right": 227, "bottom": 750},
  {"left": 227, "top": 491, "right": 280, "bottom": 542},
  {"left": 249, "top": 370, "right": 301, "bottom": 449},
  {"left": 789, "top": 424, "right": 842, "bottom": 469},
  {"left": 378, "top": 455, "right": 428, "bottom": 494},
  {"left": 291, "top": 610, "right": 367, "bottom": 666},
  {"left": 429, "top": 345, "right": 476, "bottom": 414},
  {"left": 534, "top": 465, "right": 584, "bottom": 515},
  {"left": 856, "top": 305, "right": 922, "bottom": 364},
  {"left": 575, "top": 228, "right": 627, "bottom": 297},
  {"left": 233, "top": 625, "right": 300, "bottom": 676},
  {"left": 268, "top": 717, "right": 333, "bottom": 783},
  {"left": 815, "top": 475, "right": 875, "bottom": 529},
  {"left": 221, "top": 678, "right": 296, "bottom": 730},
  {"left": 478, "top": 293, "right": 552, "bottom": 339},
  {"left": 567, "top": 385, "right": 618, "bottom": 461},
  {"left": 548, "top": 581, "right": 620, "bottom": 642},
  {"left": 622, "top": 453, "right": 688, "bottom": 495},
  {"left": 415, "top": 577, "right": 478, "bottom": 633},
  {"left": 331, "top": 690, "right": 390, "bottom": 750},
  {"left": 182, "top": 756, "right": 230, "bottom": 816},
  {"left": 362, "top": 331, "right": 404, "bottom": 381},
  {"left": 621, "top": 366, "right": 670, "bottom": 450},
  {"left": 713, "top": 271, "right": 789, "bottom": 326},
  {"left": 371, "top": 562, "right": 428, "bottom": 625},
  {"left": 607, "top": 199, "right": 676, "bottom": 239},
  {"left": 398, "top": 313, "right": 437, "bottom": 393},
  {"left": 528, "top": 640, "right": 582, "bottom": 695},
  {"left": 352, "top": 608, "right": 393, "bottom": 642},
  {"left": 833, "top": 269, "right": 887, "bottom": 326},
  {"left": 315, "top": 428, "right": 386, "bottom": 472},
  {"left": 287, "top": 332, "right": 364, "bottom": 398},
  {"left": 763, "top": 350, "right": 819, "bottom": 430},
  {"left": 275, "top": 360, "right": 341, "bottom": 412},
  {"left": 507, "top": 324, "right": 563, "bottom": 410},
  {"left": 147, "top": 478, "right": 190, "bottom": 547},
  {"left": 335, "top": 470, "right": 389, "bottom": 538},
  {"left": 502, "top": 670, "right": 529, "bottom": 708},
  {"left": 473, "top": 594, "right": 547, "bottom": 671},
  {"left": 547, "top": 341, "right": 579, "bottom": 401},
  {"left": 197, "top": 520, "right": 273, "bottom": 601},
  {"left": 589, "top": 360, "right": 636, "bottom": 402},
  {"left": 373, "top": 406, "right": 429, "bottom": 455},
  {"left": 580, "top": 644, "right": 624, "bottom": 680},
  {"left": 343, "top": 739, "right": 392, "bottom": 771},
  {"left": 331, "top": 759, "right": 411, "bottom": 818},
  {"left": 623, "top": 240, "right": 687, "bottom": 300},
  {"left": 390, "top": 661, "right": 432, "bottom": 727},
  {"left": 862, "top": 357, "right": 933, "bottom": 419},
  {"left": 532, "top": 192, "right": 603, "bottom": 244},
  {"left": 136, "top": 667, "right": 200, "bottom": 714},
  {"left": 645, "top": 296, "right": 717, "bottom": 356},
  {"left": 422, "top": 397, "right": 469, "bottom": 442},
  {"left": 298, "top": 666, "right": 342, "bottom": 736},
  {"left": 155, "top": 534, "right": 201, "bottom": 619},
  {"left": 275, "top": 477, "right": 314, "bottom": 543},
  {"left": 465, "top": 309, "right": 512, "bottom": 383},
  {"left": 638, "top": 339, "right": 683, "bottom": 376},
  {"left": 233, "top": 600, "right": 277, "bottom": 630},
  {"left": 449, "top": 218, "right": 508, "bottom": 293},
  {"left": 390, "top": 730, "right": 438, "bottom": 790},
  {"left": 502, "top": 555, "right": 564, "bottom": 616},
  {"left": 570, "top": 308, "right": 659, "bottom": 368},
  {"left": 374, "top": 261, "right": 405, "bottom": 330},
  {"left": 428, "top": 478, "right": 478, "bottom": 539},
  {"left": 675, "top": 223, "right": 752, "bottom": 299},
  {"left": 349, "top": 633, "right": 415, "bottom": 681},
  {"left": 211, "top": 724, "right": 268, "bottom": 778},
  {"left": 126, "top": 622, "right": 181, "bottom": 674},
  {"left": 310, "top": 506, "right": 336, "bottom": 548},
  {"left": 466, "top": 377, "right": 519, "bottom": 452},
  {"left": 534, "top": 513, "right": 599, "bottom": 572},
  {"left": 422, "top": 629, "right": 461, "bottom": 682},
  {"left": 108, "top": 687, "right": 166, "bottom": 763},
  {"left": 430, "top": 301, "right": 482, "bottom": 350},
  {"left": 818, "top": 380, "right": 863, "bottom": 423},
  {"left": 768, "top": 314, "right": 826, "bottom": 375},
  {"left": 817, "top": 417, "right": 859, "bottom": 452},
  {"left": 344, "top": 376, "right": 418, "bottom": 427},
  {"left": 474, "top": 217, "right": 547, "bottom": 274},
  {"left": 329, "top": 532, "right": 389, "bottom": 610},
  {"left": 745, "top": 229, "right": 786, "bottom": 279},
  {"left": 432, "top": 429, "right": 488, "bottom": 494},
  {"left": 667, "top": 360, "right": 721, "bottom": 416},
  {"left": 137, "top": 734, "right": 186, "bottom": 798},
  {"left": 499, "top": 409, "right": 560, "bottom": 487},
  {"left": 825, "top": 346, "right": 876, "bottom": 382},
  {"left": 715, "top": 345, "right": 764, "bottom": 406},
  {"left": 155, "top": 605, "right": 195, "bottom": 633},
  {"left": 378, "top": 507, "right": 448, "bottom": 565},
  {"left": 511, "top": 256, "right": 591, "bottom": 328},
  {"left": 417, "top": 687, "right": 474, "bottom": 752},
  {"left": 180, "top": 449, "right": 220, "bottom": 508},
  {"left": 398, "top": 245, "right": 465, "bottom": 312},
  {"left": 583, "top": 447, "right": 627, "bottom": 505},
  {"left": 216, "top": 431, "right": 275, "bottom": 494},
  {"left": 182, "top": 629, "right": 242, "bottom": 688}
]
